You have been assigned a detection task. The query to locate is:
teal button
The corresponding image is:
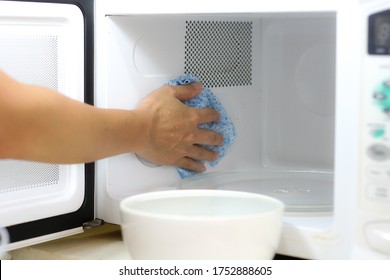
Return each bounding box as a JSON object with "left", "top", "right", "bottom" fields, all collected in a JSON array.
[
  {"left": 372, "top": 128, "right": 386, "bottom": 138},
  {"left": 374, "top": 80, "right": 390, "bottom": 111}
]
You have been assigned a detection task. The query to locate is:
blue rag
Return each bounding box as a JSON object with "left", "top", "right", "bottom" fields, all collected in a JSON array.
[{"left": 166, "top": 75, "right": 237, "bottom": 178}]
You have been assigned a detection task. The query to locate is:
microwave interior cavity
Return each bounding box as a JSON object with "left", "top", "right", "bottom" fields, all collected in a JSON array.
[{"left": 103, "top": 12, "right": 336, "bottom": 214}]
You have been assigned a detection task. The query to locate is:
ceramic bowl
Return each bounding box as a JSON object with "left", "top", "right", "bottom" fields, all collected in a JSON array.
[{"left": 120, "top": 189, "right": 284, "bottom": 260}]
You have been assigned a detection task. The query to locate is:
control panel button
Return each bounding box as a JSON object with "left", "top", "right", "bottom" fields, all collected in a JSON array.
[
  {"left": 367, "top": 184, "right": 390, "bottom": 202},
  {"left": 373, "top": 92, "right": 387, "bottom": 100},
  {"left": 366, "top": 166, "right": 390, "bottom": 180},
  {"left": 373, "top": 78, "right": 390, "bottom": 114},
  {"left": 371, "top": 128, "right": 386, "bottom": 138},
  {"left": 365, "top": 223, "right": 390, "bottom": 255},
  {"left": 367, "top": 144, "right": 390, "bottom": 161}
]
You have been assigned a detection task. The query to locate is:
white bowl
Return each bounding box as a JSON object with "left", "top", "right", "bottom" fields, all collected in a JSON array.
[{"left": 120, "top": 189, "right": 284, "bottom": 260}]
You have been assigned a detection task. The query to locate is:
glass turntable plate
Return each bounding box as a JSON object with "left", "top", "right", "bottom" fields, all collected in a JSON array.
[{"left": 181, "top": 170, "right": 333, "bottom": 213}]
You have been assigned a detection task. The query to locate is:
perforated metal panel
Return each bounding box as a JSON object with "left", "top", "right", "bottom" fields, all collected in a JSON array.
[
  {"left": 0, "top": 161, "right": 59, "bottom": 193},
  {"left": 184, "top": 20, "right": 252, "bottom": 88},
  {"left": 0, "top": 35, "right": 60, "bottom": 193},
  {"left": 0, "top": 36, "right": 58, "bottom": 90}
]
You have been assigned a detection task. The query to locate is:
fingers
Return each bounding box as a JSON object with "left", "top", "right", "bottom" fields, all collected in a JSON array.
[
  {"left": 194, "top": 107, "right": 221, "bottom": 124},
  {"left": 169, "top": 83, "right": 203, "bottom": 101},
  {"left": 187, "top": 145, "right": 218, "bottom": 162},
  {"left": 141, "top": 82, "right": 226, "bottom": 173},
  {"left": 176, "top": 137, "right": 221, "bottom": 173},
  {"left": 194, "top": 128, "right": 223, "bottom": 147},
  {"left": 163, "top": 83, "right": 221, "bottom": 124},
  {"left": 176, "top": 144, "right": 218, "bottom": 172},
  {"left": 176, "top": 157, "right": 206, "bottom": 173}
]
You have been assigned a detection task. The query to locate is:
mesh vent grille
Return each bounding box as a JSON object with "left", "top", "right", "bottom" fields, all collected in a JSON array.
[
  {"left": 0, "top": 35, "right": 60, "bottom": 193},
  {"left": 0, "top": 35, "right": 58, "bottom": 90},
  {"left": 0, "top": 160, "right": 60, "bottom": 193},
  {"left": 184, "top": 20, "right": 252, "bottom": 88}
]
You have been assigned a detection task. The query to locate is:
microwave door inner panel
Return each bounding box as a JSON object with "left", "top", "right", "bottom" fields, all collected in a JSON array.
[{"left": 0, "top": 1, "right": 87, "bottom": 246}]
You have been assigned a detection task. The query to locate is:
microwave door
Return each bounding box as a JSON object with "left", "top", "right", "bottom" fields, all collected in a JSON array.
[{"left": 0, "top": 0, "right": 95, "bottom": 249}]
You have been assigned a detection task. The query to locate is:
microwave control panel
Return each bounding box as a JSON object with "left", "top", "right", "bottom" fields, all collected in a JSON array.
[
  {"left": 364, "top": 77, "right": 390, "bottom": 204},
  {"left": 363, "top": 8, "right": 390, "bottom": 207},
  {"left": 360, "top": 7, "right": 390, "bottom": 256}
]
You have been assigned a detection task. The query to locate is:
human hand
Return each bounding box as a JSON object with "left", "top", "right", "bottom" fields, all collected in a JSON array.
[{"left": 135, "top": 83, "right": 223, "bottom": 172}]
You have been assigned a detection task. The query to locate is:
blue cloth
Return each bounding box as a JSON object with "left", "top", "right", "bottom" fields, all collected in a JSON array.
[{"left": 166, "top": 75, "right": 237, "bottom": 178}]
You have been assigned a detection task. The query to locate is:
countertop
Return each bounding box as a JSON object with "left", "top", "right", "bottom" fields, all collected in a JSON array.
[
  {"left": 10, "top": 223, "right": 131, "bottom": 260},
  {"left": 9, "top": 223, "right": 300, "bottom": 260}
]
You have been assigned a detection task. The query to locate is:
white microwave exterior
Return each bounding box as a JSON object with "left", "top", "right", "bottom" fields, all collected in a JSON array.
[
  {"left": 0, "top": 0, "right": 381, "bottom": 259},
  {"left": 94, "top": 0, "right": 390, "bottom": 260}
]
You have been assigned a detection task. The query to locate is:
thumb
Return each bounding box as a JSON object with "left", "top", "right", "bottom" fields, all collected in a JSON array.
[{"left": 173, "top": 82, "right": 203, "bottom": 101}]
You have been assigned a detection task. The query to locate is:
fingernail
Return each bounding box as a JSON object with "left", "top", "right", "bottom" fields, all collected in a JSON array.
[{"left": 191, "top": 82, "right": 202, "bottom": 90}]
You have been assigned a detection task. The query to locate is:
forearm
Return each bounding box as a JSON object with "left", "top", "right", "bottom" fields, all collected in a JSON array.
[
  {"left": 0, "top": 73, "right": 149, "bottom": 163},
  {"left": 0, "top": 70, "right": 223, "bottom": 171}
]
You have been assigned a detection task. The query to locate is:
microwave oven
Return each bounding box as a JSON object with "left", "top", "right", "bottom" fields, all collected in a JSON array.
[{"left": 0, "top": 0, "right": 389, "bottom": 260}]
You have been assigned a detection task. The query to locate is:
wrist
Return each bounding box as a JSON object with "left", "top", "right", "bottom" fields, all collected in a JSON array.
[{"left": 130, "top": 109, "right": 153, "bottom": 155}]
